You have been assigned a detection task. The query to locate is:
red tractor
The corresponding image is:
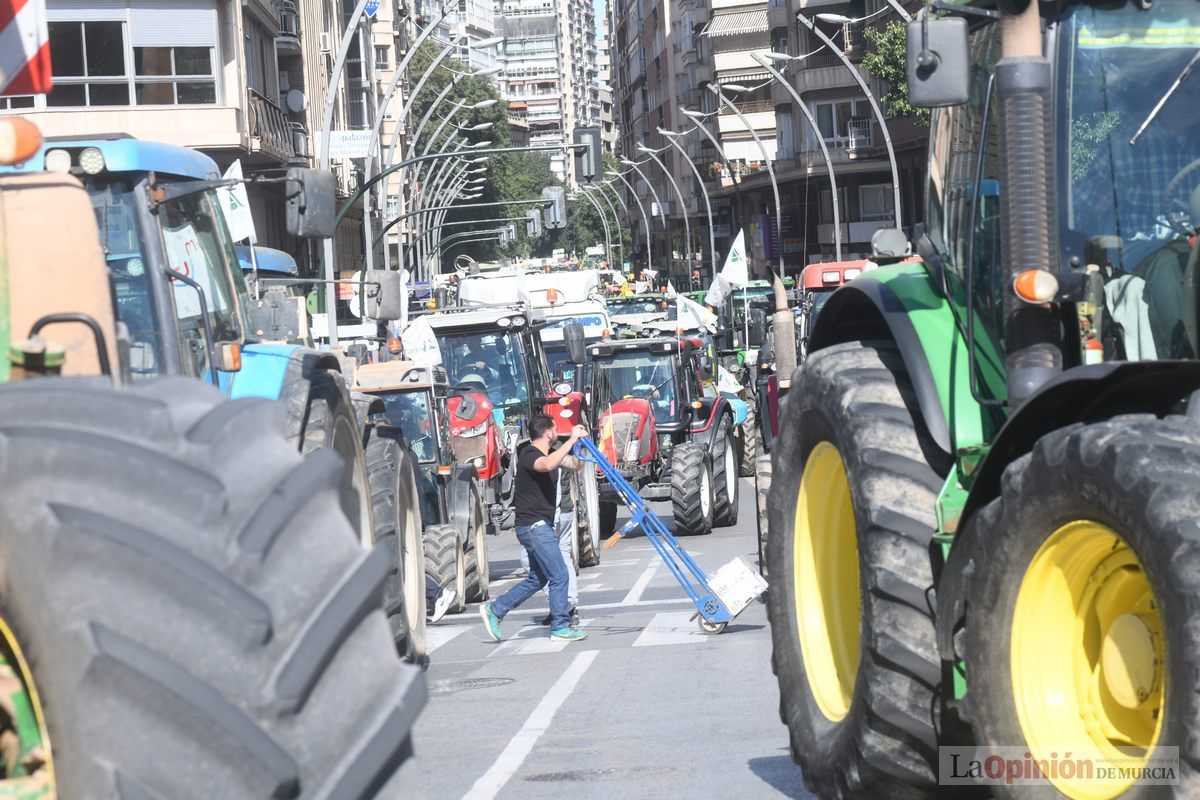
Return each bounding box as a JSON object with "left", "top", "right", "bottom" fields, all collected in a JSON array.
[{"left": 572, "top": 334, "right": 741, "bottom": 538}]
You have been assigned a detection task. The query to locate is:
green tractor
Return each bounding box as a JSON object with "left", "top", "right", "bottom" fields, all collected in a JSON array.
[{"left": 767, "top": 1, "right": 1200, "bottom": 797}]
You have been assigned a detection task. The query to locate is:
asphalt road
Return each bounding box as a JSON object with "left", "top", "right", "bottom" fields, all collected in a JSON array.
[{"left": 411, "top": 477, "right": 814, "bottom": 800}]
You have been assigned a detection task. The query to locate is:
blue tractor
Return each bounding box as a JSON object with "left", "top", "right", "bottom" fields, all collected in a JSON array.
[{"left": 5, "top": 136, "right": 427, "bottom": 661}]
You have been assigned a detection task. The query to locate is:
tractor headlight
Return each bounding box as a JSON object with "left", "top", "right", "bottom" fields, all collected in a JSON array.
[
  {"left": 78, "top": 147, "right": 106, "bottom": 175},
  {"left": 459, "top": 421, "right": 488, "bottom": 437},
  {"left": 623, "top": 441, "right": 640, "bottom": 462},
  {"left": 44, "top": 148, "right": 72, "bottom": 173}
]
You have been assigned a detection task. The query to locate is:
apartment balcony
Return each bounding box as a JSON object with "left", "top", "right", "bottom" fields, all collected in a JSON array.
[
  {"left": 248, "top": 89, "right": 292, "bottom": 162},
  {"left": 767, "top": 0, "right": 790, "bottom": 29},
  {"left": 842, "top": 22, "right": 866, "bottom": 60},
  {"left": 798, "top": 0, "right": 845, "bottom": 8},
  {"left": 717, "top": 103, "right": 776, "bottom": 135},
  {"left": 276, "top": 1, "right": 302, "bottom": 57},
  {"left": 682, "top": 87, "right": 703, "bottom": 109},
  {"left": 793, "top": 61, "right": 862, "bottom": 93},
  {"left": 714, "top": 49, "right": 770, "bottom": 73}
]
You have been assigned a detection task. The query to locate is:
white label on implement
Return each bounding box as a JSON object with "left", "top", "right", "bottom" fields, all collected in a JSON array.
[{"left": 708, "top": 557, "right": 767, "bottom": 617}]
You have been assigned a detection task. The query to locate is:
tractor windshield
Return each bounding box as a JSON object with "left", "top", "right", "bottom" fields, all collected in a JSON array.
[
  {"left": 440, "top": 329, "right": 532, "bottom": 423},
  {"left": 611, "top": 298, "right": 669, "bottom": 316},
  {"left": 86, "top": 175, "right": 248, "bottom": 379},
  {"left": 376, "top": 390, "right": 438, "bottom": 463},
  {"left": 594, "top": 351, "right": 679, "bottom": 424},
  {"left": 1061, "top": 0, "right": 1200, "bottom": 359}
]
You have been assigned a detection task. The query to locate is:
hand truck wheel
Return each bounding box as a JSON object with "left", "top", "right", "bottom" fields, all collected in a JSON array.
[{"left": 697, "top": 618, "right": 727, "bottom": 635}]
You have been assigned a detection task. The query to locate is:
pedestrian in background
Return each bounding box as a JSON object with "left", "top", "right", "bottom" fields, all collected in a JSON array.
[{"left": 480, "top": 417, "right": 589, "bottom": 642}]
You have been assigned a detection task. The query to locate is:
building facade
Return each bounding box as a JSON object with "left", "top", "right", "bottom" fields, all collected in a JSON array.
[
  {"left": 609, "top": 0, "right": 925, "bottom": 283},
  {"left": 497, "top": 0, "right": 600, "bottom": 183}
]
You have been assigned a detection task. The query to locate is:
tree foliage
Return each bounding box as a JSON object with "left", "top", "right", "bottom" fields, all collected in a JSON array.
[{"left": 862, "top": 19, "right": 930, "bottom": 126}]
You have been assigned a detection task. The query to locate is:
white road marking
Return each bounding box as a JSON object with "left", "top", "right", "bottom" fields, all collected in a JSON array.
[
  {"left": 514, "top": 619, "right": 596, "bottom": 656},
  {"left": 487, "top": 624, "right": 544, "bottom": 658},
  {"left": 597, "top": 558, "right": 640, "bottom": 566},
  {"left": 462, "top": 650, "right": 600, "bottom": 800},
  {"left": 437, "top": 596, "right": 694, "bottom": 631},
  {"left": 425, "top": 625, "right": 468, "bottom": 654},
  {"left": 621, "top": 562, "right": 660, "bottom": 605},
  {"left": 632, "top": 611, "right": 710, "bottom": 648},
  {"left": 580, "top": 570, "right": 603, "bottom": 580}
]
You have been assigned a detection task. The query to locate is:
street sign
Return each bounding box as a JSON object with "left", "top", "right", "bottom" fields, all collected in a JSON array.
[
  {"left": 1, "top": 0, "right": 52, "bottom": 96},
  {"left": 363, "top": 0, "right": 380, "bottom": 17},
  {"left": 318, "top": 130, "right": 374, "bottom": 159}
]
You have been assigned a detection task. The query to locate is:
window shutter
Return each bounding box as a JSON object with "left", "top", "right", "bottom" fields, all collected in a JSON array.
[
  {"left": 129, "top": 0, "right": 217, "bottom": 48},
  {"left": 46, "top": 0, "right": 125, "bottom": 22}
]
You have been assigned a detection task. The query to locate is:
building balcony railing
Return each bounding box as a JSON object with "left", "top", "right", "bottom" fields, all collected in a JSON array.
[
  {"left": 717, "top": 99, "right": 774, "bottom": 115},
  {"left": 248, "top": 89, "right": 292, "bottom": 162},
  {"left": 276, "top": 1, "right": 302, "bottom": 57}
]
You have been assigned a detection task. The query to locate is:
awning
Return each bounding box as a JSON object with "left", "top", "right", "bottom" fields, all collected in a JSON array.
[
  {"left": 716, "top": 71, "right": 769, "bottom": 85},
  {"left": 703, "top": 9, "right": 768, "bottom": 37}
]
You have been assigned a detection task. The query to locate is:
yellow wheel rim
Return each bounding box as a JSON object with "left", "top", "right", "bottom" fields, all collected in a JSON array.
[
  {"left": 0, "top": 614, "right": 55, "bottom": 796},
  {"left": 1012, "top": 521, "right": 1165, "bottom": 800},
  {"left": 793, "top": 441, "right": 861, "bottom": 722}
]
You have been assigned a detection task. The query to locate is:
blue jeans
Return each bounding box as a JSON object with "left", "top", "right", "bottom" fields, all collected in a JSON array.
[{"left": 492, "top": 520, "right": 571, "bottom": 630}]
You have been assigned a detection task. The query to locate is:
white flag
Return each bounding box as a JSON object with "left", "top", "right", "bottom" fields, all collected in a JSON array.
[
  {"left": 218, "top": 160, "right": 256, "bottom": 243},
  {"left": 677, "top": 294, "right": 718, "bottom": 332},
  {"left": 704, "top": 273, "right": 731, "bottom": 307},
  {"left": 719, "top": 230, "right": 749, "bottom": 287}
]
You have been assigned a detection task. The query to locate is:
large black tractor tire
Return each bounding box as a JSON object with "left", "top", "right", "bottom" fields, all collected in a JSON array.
[
  {"left": 572, "top": 467, "right": 601, "bottom": 569},
  {"left": 286, "top": 369, "right": 372, "bottom": 543},
  {"left": 363, "top": 423, "right": 427, "bottom": 663},
  {"left": 737, "top": 401, "right": 759, "bottom": 477},
  {"left": 424, "top": 524, "right": 466, "bottom": 614},
  {"left": 755, "top": 453, "right": 772, "bottom": 579},
  {"left": 958, "top": 416, "right": 1200, "bottom": 800},
  {"left": 766, "top": 341, "right": 942, "bottom": 798},
  {"left": 463, "top": 483, "right": 491, "bottom": 604},
  {"left": 712, "top": 417, "right": 740, "bottom": 528},
  {"left": 671, "top": 443, "right": 714, "bottom": 536},
  {"left": 0, "top": 377, "right": 423, "bottom": 797}
]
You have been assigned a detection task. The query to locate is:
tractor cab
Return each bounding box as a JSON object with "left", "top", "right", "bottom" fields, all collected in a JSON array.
[
  {"left": 354, "top": 360, "right": 457, "bottom": 526},
  {"left": 423, "top": 302, "right": 550, "bottom": 450}
]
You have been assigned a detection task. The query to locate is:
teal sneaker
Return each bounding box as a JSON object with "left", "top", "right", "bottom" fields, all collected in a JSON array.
[
  {"left": 551, "top": 627, "right": 589, "bottom": 642},
  {"left": 480, "top": 602, "right": 502, "bottom": 641}
]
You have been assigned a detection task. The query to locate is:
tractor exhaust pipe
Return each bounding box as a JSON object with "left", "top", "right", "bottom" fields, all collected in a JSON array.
[
  {"left": 997, "top": 0, "right": 1062, "bottom": 407},
  {"left": 771, "top": 272, "right": 797, "bottom": 386}
]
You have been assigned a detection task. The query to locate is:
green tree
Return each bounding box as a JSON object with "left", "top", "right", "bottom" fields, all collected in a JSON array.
[{"left": 862, "top": 19, "right": 930, "bottom": 126}]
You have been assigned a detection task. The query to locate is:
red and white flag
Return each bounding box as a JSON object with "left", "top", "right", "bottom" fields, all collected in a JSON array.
[{"left": 0, "top": 0, "right": 52, "bottom": 97}]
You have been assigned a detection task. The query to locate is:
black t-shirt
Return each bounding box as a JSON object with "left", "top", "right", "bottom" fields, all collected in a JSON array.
[{"left": 514, "top": 444, "right": 558, "bottom": 527}]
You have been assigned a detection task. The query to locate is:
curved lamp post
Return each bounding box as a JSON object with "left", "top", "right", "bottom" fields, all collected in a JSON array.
[
  {"left": 753, "top": 51, "right": 843, "bottom": 261},
  {"left": 574, "top": 188, "right": 614, "bottom": 266},
  {"left": 637, "top": 144, "right": 693, "bottom": 280},
  {"left": 619, "top": 157, "right": 668, "bottom": 273},
  {"left": 607, "top": 169, "right": 653, "bottom": 272},
  {"left": 797, "top": 11, "right": 902, "bottom": 229},
  {"left": 681, "top": 107, "right": 746, "bottom": 252},
  {"left": 656, "top": 127, "right": 718, "bottom": 280},
  {"left": 707, "top": 82, "right": 785, "bottom": 277},
  {"left": 583, "top": 184, "right": 623, "bottom": 268}
]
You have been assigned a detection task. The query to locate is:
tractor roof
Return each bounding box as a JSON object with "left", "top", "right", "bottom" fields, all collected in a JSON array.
[
  {"left": 354, "top": 360, "right": 448, "bottom": 393},
  {"left": 588, "top": 336, "right": 702, "bottom": 358},
  {"left": 2, "top": 135, "right": 219, "bottom": 179},
  {"left": 421, "top": 303, "right": 534, "bottom": 332}
]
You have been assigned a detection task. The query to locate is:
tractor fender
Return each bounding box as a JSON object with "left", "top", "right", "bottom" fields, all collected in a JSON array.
[
  {"left": 961, "top": 360, "right": 1200, "bottom": 524},
  {"left": 809, "top": 277, "right": 953, "bottom": 459},
  {"left": 690, "top": 395, "right": 734, "bottom": 455},
  {"left": 231, "top": 344, "right": 343, "bottom": 402},
  {"left": 447, "top": 464, "right": 479, "bottom": 546},
  {"left": 936, "top": 360, "right": 1200, "bottom": 663},
  {"left": 350, "top": 392, "right": 386, "bottom": 427}
]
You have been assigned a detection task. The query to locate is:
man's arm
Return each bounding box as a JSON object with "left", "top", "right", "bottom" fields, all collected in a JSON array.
[
  {"left": 533, "top": 425, "right": 588, "bottom": 472},
  {"left": 561, "top": 454, "right": 583, "bottom": 471}
]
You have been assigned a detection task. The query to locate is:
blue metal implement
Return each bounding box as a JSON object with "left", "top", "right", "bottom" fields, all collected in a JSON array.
[{"left": 573, "top": 437, "right": 733, "bottom": 627}]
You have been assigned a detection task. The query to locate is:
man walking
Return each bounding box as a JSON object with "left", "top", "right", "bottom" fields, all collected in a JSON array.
[{"left": 480, "top": 416, "right": 589, "bottom": 642}]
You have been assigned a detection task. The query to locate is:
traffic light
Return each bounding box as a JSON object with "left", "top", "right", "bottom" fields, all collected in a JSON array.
[
  {"left": 526, "top": 208, "right": 542, "bottom": 237},
  {"left": 572, "top": 127, "right": 602, "bottom": 183},
  {"left": 542, "top": 186, "right": 566, "bottom": 229}
]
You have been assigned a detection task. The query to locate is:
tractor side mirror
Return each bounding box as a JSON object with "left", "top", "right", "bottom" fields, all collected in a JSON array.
[
  {"left": 748, "top": 308, "right": 767, "bottom": 346},
  {"left": 286, "top": 168, "right": 337, "bottom": 238},
  {"left": 369, "top": 270, "right": 405, "bottom": 321},
  {"left": 563, "top": 322, "right": 588, "bottom": 365},
  {"left": 906, "top": 16, "right": 969, "bottom": 108}
]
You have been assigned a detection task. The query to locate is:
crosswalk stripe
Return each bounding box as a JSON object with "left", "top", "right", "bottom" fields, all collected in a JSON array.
[
  {"left": 426, "top": 625, "right": 468, "bottom": 654},
  {"left": 632, "top": 611, "right": 709, "bottom": 648}
]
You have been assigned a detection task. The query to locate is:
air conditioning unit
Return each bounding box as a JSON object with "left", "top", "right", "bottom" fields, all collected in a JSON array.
[{"left": 319, "top": 32, "right": 333, "bottom": 54}]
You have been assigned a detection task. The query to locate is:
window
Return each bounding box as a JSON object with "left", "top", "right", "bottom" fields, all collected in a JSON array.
[
  {"left": 135, "top": 46, "right": 216, "bottom": 104},
  {"left": 374, "top": 45, "right": 390, "bottom": 69},
  {"left": 47, "top": 21, "right": 131, "bottom": 106},
  {"left": 859, "top": 184, "right": 894, "bottom": 221},
  {"left": 44, "top": 10, "right": 218, "bottom": 108},
  {"left": 813, "top": 99, "right": 866, "bottom": 148},
  {"left": 0, "top": 96, "right": 35, "bottom": 110},
  {"left": 819, "top": 188, "right": 847, "bottom": 225}
]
